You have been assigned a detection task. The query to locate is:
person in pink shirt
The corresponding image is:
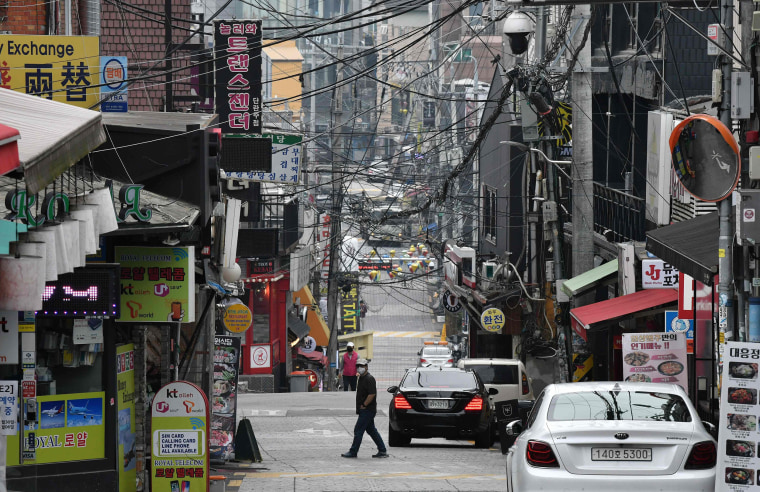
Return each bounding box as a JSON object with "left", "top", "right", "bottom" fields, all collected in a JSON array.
[{"left": 341, "top": 342, "right": 359, "bottom": 391}]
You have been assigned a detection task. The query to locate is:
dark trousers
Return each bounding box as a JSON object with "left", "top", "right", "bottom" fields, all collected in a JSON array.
[
  {"left": 349, "top": 409, "right": 386, "bottom": 454},
  {"left": 343, "top": 375, "right": 357, "bottom": 391}
]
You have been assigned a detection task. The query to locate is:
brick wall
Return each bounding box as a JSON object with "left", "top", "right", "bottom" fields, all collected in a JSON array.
[
  {"left": 101, "top": 0, "right": 195, "bottom": 110},
  {"left": 0, "top": 0, "right": 47, "bottom": 34}
]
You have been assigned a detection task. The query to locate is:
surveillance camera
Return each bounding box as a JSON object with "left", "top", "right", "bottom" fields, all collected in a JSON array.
[{"left": 503, "top": 11, "right": 535, "bottom": 55}]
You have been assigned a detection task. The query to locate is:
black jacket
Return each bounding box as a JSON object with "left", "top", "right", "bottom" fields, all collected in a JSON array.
[{"left": 356, "top": 372, "right": 377, "bottom": 413}]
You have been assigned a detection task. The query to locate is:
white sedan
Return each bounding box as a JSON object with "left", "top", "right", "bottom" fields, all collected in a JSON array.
[{"left": 505, "top": 382, "right": 716, "bottom": 492}]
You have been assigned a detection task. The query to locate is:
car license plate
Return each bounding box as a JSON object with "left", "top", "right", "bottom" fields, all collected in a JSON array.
[
  {"left": 427, "top": 400, "right": 448, "bottom": 409},
  {"left": 591, "top": 448, "right": 652, "bottom": 461}
]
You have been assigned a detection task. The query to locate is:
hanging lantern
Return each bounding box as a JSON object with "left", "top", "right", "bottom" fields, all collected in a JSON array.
[
  {"left": 0, "top": 255, "right": 45, "bottom": 310},
  {"left": 389, "top": 250, "right": 396, "bottom": 258},
  {"left": 369, "top": 270, "right": 380, "bottom": 282},
  {"left": 409, "top": 262, "right": 419, "bottom": 273},
  {"left": 369, "top": 250, "right": 376, "bottom": 258},
  {"left": 23, "top": 229, "right": 58, "bottom": 281}
]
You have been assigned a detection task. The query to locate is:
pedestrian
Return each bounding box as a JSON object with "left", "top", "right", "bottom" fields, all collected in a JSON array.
[
  {"left": 359, "top": 299, "right": 368, "bottom": 318},
  {"left": 341, "top": 358, "right": 388, "bottom": 458},
  {"left": 341, "top": 342, "right": 359, "bottom": 391}
]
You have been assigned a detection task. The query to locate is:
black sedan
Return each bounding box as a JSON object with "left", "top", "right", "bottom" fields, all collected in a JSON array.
[{"left": 387, "top": 367, "right": 497, "bottom": 448}]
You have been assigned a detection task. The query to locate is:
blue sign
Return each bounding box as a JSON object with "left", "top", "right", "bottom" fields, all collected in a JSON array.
[
  {"left": 100, "top": 56, "right": 128, "bottom": 112},
  {"left": 665, "top": 310, "right": 693, "bottom": 353}
]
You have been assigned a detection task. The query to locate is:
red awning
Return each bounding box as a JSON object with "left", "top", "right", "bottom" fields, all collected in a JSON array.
[
  {"left": 570, "top": 289, "right": 678, "bottom": 341},
  {"left": 0, "top": 123, "right": 20, "bottom": 176}
]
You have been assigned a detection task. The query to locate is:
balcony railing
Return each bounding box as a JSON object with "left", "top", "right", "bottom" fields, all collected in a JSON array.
[{"left": 592, "top": 182, "right": 645, "bottom": 243}]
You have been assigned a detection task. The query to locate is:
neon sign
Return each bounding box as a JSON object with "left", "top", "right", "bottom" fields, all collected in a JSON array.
[{"left": 40, "top": 265, "right": 120, "bottom": 317}]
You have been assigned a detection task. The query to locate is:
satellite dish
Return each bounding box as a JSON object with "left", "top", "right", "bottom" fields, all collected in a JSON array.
[{"left": 669, "top": 114, "right": 740, "bottom": 202}]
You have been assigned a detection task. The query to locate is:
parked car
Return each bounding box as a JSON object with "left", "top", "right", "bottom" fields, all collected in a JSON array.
[
  {"left": 387, "top": 366, "right": 497, "bottom": 448},
  {"left": 456, "top": 358, "right": 534, "bottom": 409},
  {"left": 505, "top": 382, "right": 716, "bottom": 492},
  {"left": 417, "top": 341, "right": 454, "bottom": 367}
]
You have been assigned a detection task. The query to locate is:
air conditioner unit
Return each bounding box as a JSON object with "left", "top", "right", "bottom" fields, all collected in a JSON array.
[{"left": 480, "top": 261, "right": 497, "bottom": 291}]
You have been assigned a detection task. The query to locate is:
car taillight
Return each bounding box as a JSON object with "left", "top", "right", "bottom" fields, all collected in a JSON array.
[
  {"left": 393, "top": 395, "right": 412, "bottom": 410},
  {"left": 526, "top": 440, "right": 559, "bottom": 468},
  {"left": 420, "top": 359, "right": 427, "bottom": 364},
  {"left": 521, "top": 373, "right": 530, "bottom": 395},
  {"left": 464, "top": 395, "right": 483, "bottom": 412},
  {"left": 447, "top": 359, "right": 453, "bottom": 364},
  {"left": 685, "top": 441, "right": 716, "bottom": 469}
]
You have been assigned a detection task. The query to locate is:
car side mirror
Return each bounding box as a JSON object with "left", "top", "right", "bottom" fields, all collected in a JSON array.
[
  {"left": 488, "top": 387, "right": 499, "bottom": 396},
  {"left": 702, "top": 420, "right": 717, "bottom": 438},
  {"left": 505, "top": 420, "right": 523, "bottom": 436},
  {"left": 417, "top": 349, "right": 422, "bottom": 356},
  {"left": 387, "top": 386, "right": 398, "bottom": 394}
]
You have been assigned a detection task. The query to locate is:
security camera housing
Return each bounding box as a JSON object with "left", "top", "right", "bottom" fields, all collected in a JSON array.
[{"left": 503, "top": 11, "right": 534, "bottom": 56}]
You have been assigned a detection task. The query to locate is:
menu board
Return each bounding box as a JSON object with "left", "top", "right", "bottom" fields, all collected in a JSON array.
[
  {"left": 717, "top": 342, "right": 760, "bottom": 490},
  {"left": 210, "top": 336, "right": 240, "bottom": 461},
  {"left": 621, "top": 332, "right": 687, "bottom": 390}
]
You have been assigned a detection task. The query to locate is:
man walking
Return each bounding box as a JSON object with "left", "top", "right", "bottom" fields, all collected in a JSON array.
[
  {"left": 341, "top": 359, "right": 388, "bottom": 458},
  {"left": 341, "top": 342, "right": 358, "bottom": 391}
]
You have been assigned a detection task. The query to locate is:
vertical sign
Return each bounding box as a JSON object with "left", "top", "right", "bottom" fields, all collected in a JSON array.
[
  {"left": 0, "top": 381, "right": 18, "bottom": 435},
  {"left": 716, "top": 342, "right": 760, "bottom": 490},
  {"left": 0, "top": 311, "right": 19, "bottom": 364},
  {"left": 319, "top": 213, "right": 331, "bottom": 279},
  {"left": 622, "top": 333, "right": 687, "bottom": 390},
  {"left": 100, "top": 56, "right": 128, "bottom": 112},
  {"left": 151, "top": 381, "right": 209, "bottom": 492},
  {"left": 117, "top": 344, "right": 136, "bottom": 492},
  {"left": 211, "top": 337, "right": 240, "bottom": 461},
  {"left": 214, "top": 20, "right": 263, "bottom": 134},
  {"left": 340, "top": 277, "right": 358, "bottom": 334},
  {"left": 664, "top": 311, "right": 694, "bottom": 354},
  {"left": 641, "top": 259, "right": 679, "bottom": 289}
]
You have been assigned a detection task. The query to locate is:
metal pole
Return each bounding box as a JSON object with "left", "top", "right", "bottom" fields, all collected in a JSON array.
[{"left": 165, "top": 0, "right": 173, "bottom": 111}]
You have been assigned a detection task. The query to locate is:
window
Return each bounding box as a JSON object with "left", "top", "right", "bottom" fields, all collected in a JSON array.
[
  {"left": 402, "top": 371, "right": 477, "bottom": 389},
  {"left": 465, "top": 364, "right": 519, "bottom": 385},
  {"left": 483, "top": 185, "right": 497, "bottom": 242},
  {"left": 525, "top": 390, "right": 545, "bottom": 429},
  {"left": 547, "top": 391, "right": 693, "bottom": 422}
]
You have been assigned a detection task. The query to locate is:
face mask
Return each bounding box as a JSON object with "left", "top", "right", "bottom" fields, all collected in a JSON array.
[
  {"left": 347, "top": 347, "right": 353, "bottom": 352},
  {"left": 357, "top": 366, "right": 367, "bottom": 375}
]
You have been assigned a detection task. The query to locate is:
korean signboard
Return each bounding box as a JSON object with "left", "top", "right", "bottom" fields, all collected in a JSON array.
[
  {"left": 319, "top": 213, "right": 331, "bottom": 279},
  {"left": 222, "top": 133, "right": 302, "bottom": 183},
  {"left": 0, "top": 35, "right": 100, "bottom": 108},
  {"left": 214, "top": 20, "right": 263, "bottom": 134},
  {"left": 151, "top": 381, "right": 209, "bottom": 492},
  {"left": 222, "top": 303, "right": 252, "bottom": 334},
  {"left": 340, "top": 275, "right": 359, "bottom": 334},
  {"left": 100, "top": 56, "right": 128, "bottom": 112},
  {"left": 7, "top": 391, "right": 106, "bottom": 465},
  {"left": 641, "top": 258, "right": 679, "bottom": 289},
  {"left": 115, "top": 246, "right": 196, "bottom": 323},
  {"left": 480, "top": 306, "right": 505, "bottom": 333},
  {"left": 117, "top": 344, "right": 136, "bottom": 492},
  {"left": 716, "top": 342, "right": 760, "bottom": 490},
  {"left": 665, "top": 310, "right": 694, "bottom": 354},
  {"left": 0, "top": 311, "right": 19, "bottom": 364},
  {"left": 211, "top": 336, "right": 240, "bottom": 461},
  {"left": 621, "top": 333, "right": 687, "bottom": 390},
  {"left": 0, "top": 381, "right": 18, "bottom": 435}
]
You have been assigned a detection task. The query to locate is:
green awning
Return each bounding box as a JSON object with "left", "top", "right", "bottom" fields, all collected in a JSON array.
[{"left": 562, "top": 259, "right": 619, "bottom": 297}]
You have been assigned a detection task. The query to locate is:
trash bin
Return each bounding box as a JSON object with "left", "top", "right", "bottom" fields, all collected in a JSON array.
[{"left": 290, "top": 371, "right": 309, "bottom": 392}]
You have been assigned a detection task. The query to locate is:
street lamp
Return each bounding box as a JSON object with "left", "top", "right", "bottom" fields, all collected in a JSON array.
[{"left": 499, "top": 140, "right": 571, "bottom": 179}]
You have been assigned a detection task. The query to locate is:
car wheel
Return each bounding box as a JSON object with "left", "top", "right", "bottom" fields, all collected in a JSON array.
[
  {"left": 388, "top": 424, "right": 411, "bottom": 447},
  {"left": 474, "top": 424, "right": 491, "bottom": 448}
]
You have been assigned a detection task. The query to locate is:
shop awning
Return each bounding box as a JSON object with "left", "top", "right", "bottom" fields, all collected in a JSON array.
[
  {"left": 562, "top": 259, "right": 618, "bottom": 297},
  {"left": 646, "top": 212, "right": 718, "bottom": 286},
  {"left": 0, "top": 88, "right": 106, "bottom": 194},
  {"left": 0, "top": 123, "right": 20, "bottom": 176},
  {"left": 287, "top": 313, "right": 311, "bottom": 340},
  {"left": 293, "top": 286, "right": 330, "bottom": 346},
  {"left": 570, "top": 288, "right": 678, "bottom": 341}
]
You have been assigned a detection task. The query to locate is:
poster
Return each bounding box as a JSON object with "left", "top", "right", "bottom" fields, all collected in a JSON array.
[
  {"left": 115, "top": 246, "right": 196, "bottom": 323},
  {"left": 621, "top": 332, "right": 687, "bottom": 390},
  {"left": 0, "top": 381, "right": 18, "bottom": 435},
  {"left": 73, "top": 318, "right": 104, "bottom": 345},
  {"left": 6, "top": 391, "right": 105, "bottom": 465},
  {"left": 117, "top": 344, "right": 136, "bottom": 492},
  {"left": 211, "top": 336, "right": 240, "bottom": 461},
  {"left": 151, "top": 381, "right": 209, "bottom": 492},
  {"left": 716, "top": 342, "right": 760, "bottom": 490}
]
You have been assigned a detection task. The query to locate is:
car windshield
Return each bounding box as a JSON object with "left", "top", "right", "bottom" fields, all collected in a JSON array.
[
  {"left": 422, "top": 347, "right": 451, "bottom": 356},
  {"left": 547, "top": 391, "right": 692, "bottom": 422},
  {"left": 403, "top": 371, "right": 476, "bottom": 389},
  {"left": 466, "top": 364, "right": 518, "bottom": 384}
]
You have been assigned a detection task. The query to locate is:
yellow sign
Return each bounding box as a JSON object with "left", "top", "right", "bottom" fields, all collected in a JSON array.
[
  {"left": 223, "top": 303, "right": 252, "bottom": 333},
  {"left": 480, "top": 306, "right": 505, "bottom": 333},
  {"left": 0, "top": 35, "right": 100, "bottom": 108},
  {"left": 18, "top": 323, "right": 34, "bottom": 332}
]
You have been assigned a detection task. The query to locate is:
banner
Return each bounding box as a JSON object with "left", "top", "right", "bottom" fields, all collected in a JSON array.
[
  {"left": 0, "top": 35, "right": 100, "bottom": 108},
  {"left": 0, "top": 312, "right": 18, "bottom": 364},
  {"left": 0, "top": 381, "right": 18, "bottom": 435},
  {"left": 716, "top": 342, "right": 760, "bottom": 490},
  {"left": 7, "top": 391, "right": 105, "bottom": 465},
  {"left": 621, "top": 333, "right": 687, "bottom": 390},
  {"left": 117, "top": 344, "right": 136, "bottom": 492},
  {"left": 210, "top": 336, "right": 240, "bottom": 461},
  {"left": 115, "top": 247, "right": 196, "bottom": 323}
]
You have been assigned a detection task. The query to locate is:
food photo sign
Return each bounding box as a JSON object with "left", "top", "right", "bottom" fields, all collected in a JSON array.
[
  {"left": 621, "top": 333, "right": 687, "bottom": 389},
  {"left": 210, "top": 336, "right": 240, "bottom": 461},
  {"left": 717, "top": 342, "right": 760, "bottom": 491}
]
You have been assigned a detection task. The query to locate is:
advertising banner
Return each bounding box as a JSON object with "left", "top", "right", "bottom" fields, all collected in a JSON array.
[
  {"left": 213, "top": 20, "right": 263, "bottom": 134},
  {"left": 117, "top": 344, "right": 136, "bottom": 492},
  {"left": 151, "top": 381, "right": 209, "bottom": 492},
  {"left": 0, "top": 35, "right": 100, "bottom": 107},
  {"left": 716, "top": 342, "right": 760, "bottom": 490},
  {"left": 621, "top": 333, "right": 687, "bottom": 389},
  {"left": 115, "top": 246, "right": 196, "bottom": 323},
  {"left": 7, "top": 391, "right": 105, "bottom": 465},
  {"left": 211, "top": 336, "right": 240, "bottom": 461},
  {"left": 0, "top": 381, "right": 18, "bottom": 435},
  {"left": 340, "top": 279, "right": 359, "bottom": 334},
  {"left": 100, "top": 55, "right": 128, "bottom": 112},
  {"left": 0, "top": 311, "right": 18, "bottom": 364}
]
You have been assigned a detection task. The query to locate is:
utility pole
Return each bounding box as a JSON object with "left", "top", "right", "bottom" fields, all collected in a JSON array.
[
  {"left": 571, "top": 6, "right": 593, "bottom": 277},
  {"left": 326, "top": 47, "right": 345, "bottom": 391}
]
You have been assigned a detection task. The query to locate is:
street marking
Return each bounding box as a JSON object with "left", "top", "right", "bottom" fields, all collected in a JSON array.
[
  {"left": 228, "top": 480, "right": 243, "bottom": 487},
  {"left": 250, "top": 409, "right": 286, "bottom": 417},
  {"left": 294, "top": 428, "right": 345, "bottom": 437},
  {"left": 240, "top": 470, "right": 506, "bottom": 480},
  {"left": 373, "top": 331, "right": 439, "bottom": 338}
]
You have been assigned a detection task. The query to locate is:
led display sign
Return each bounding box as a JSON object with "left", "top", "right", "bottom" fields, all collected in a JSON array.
[{"left": 40, "top": 264, "right": 120, "bottom": 317}]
